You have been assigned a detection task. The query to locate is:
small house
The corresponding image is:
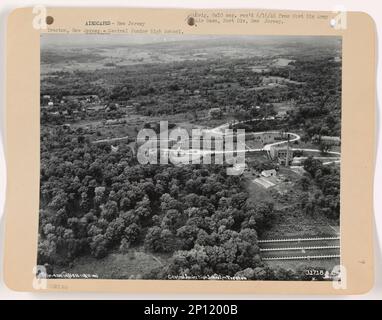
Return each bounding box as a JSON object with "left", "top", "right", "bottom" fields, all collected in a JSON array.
[{"left": 261, "top": 169, "right": 277, "bottom": 178}]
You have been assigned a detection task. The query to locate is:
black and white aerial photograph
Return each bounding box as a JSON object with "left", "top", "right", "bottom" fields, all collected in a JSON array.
[{"left": 38, "top": 34, "right": 342, "bottom": 281}]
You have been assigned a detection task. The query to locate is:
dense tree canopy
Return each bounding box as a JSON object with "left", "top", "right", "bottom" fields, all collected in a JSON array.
[{"left": 38, "top": 126, "right": 277, "bottom": 277}]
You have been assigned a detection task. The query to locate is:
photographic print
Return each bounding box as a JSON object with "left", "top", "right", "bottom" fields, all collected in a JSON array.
[{"left": 38, "top": 34, "right": 342, "bottom": 281}]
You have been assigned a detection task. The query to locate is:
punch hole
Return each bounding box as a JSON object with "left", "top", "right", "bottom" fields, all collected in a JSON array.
[
  {"left": 46, "top": 16, "right": 54, "bottom": 25},
  {"left": 187, "top": 17, "right": 195, "bottom": 26}
]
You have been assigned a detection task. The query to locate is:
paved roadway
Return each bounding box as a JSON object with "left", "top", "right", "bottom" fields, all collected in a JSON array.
[{"left": 93, "top": 117, "right": 340, "bottom": 166}]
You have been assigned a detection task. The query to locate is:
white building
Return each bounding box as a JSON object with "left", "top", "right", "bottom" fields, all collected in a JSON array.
[{"left": 261, "top": 169, "right": 277, "bottom": 177}]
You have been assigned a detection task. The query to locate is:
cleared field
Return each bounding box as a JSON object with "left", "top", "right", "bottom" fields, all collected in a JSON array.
[
  {"left": 272, "top": 102, "right": 294, "bottom": 114},
  {"left": 261, "top": 223, "right": 339, "bottom": 239},
  {"left": 54, "top": 249, "right": 169, "bottom": 279},
  {"left": 244, "top": 176, "right": 275, "bottom": 204},
  {"left": 245, "top": 139, "right": 264, "bottom": 149},
  {"left": 253, "top": 177, "right": 276, "bottom": 189}
]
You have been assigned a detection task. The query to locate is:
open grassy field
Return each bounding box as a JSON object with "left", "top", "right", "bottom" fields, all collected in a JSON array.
[
  {"left": 261, "top": 211, "right": 338, "bottom": 239},
  {"left": 245, "top": 178, "right": 275, "bottom": 204},
  {"left": 54, "top": 248, "right": 170, "bottom": 279},
  {"left": 272, "top": 101, "right": 294, "bottom": 114}
]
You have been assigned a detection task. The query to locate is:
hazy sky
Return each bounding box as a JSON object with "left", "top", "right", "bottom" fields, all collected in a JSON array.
[{"left": 41, "top": 34, "right": 341, "bottom": 49}]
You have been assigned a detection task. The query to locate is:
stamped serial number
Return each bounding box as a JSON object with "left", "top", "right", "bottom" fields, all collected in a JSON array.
[{"left": 305, "top": 269, "right": 325, "bottom": 276}]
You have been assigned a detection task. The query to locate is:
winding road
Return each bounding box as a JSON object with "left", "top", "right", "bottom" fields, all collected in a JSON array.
[
  {"left": 94, "top": 117, "right": 340, "bottom": 166},
  {"left": 161, "top": 118, "right": 340, "bottom": 167}
]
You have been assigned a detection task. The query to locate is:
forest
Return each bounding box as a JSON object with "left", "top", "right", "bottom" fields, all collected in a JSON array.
[{"left": 39, "top": 126, "right": 278, "bottom": 278}]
